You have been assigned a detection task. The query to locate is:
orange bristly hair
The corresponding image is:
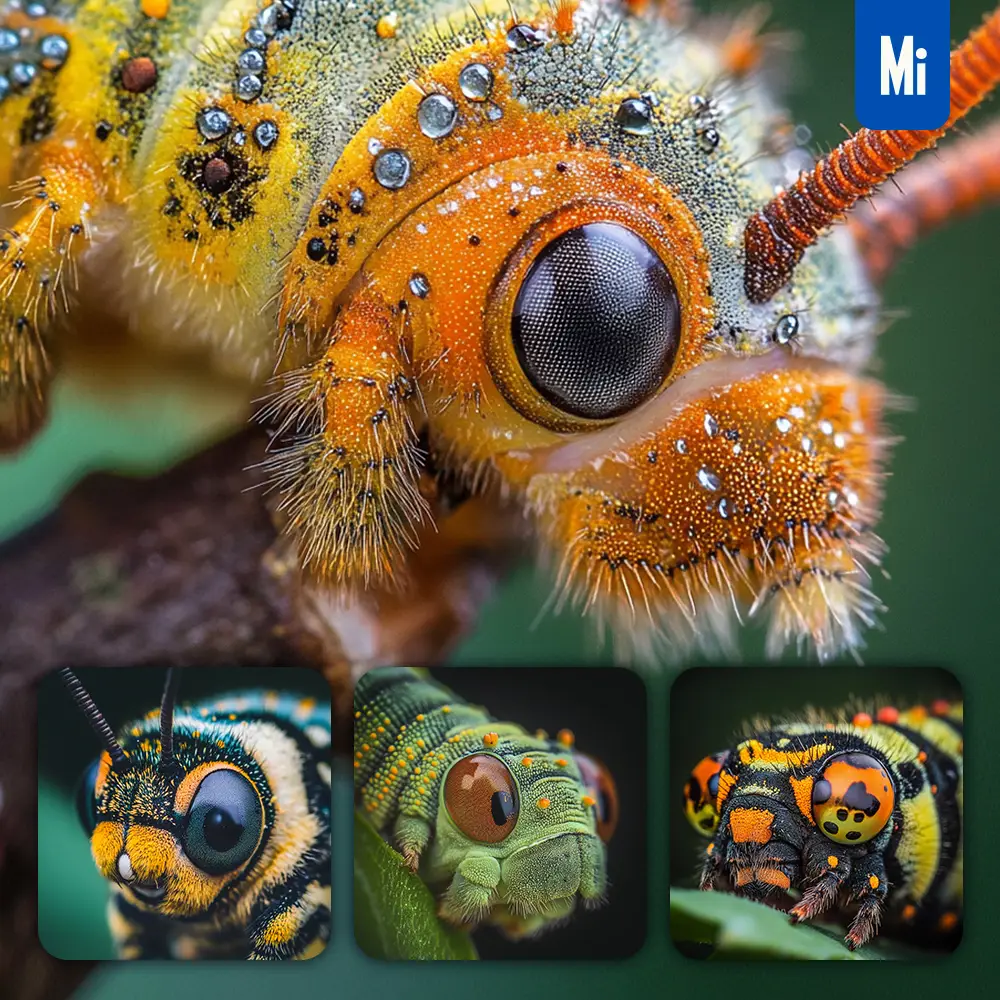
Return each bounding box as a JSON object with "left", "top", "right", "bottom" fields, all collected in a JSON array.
[
  {"left": 743, "top": 5, "right": 1000, "bottom": 303},
  {"left": 848, "top": 117, "right": 1000, "bottom": 283}
]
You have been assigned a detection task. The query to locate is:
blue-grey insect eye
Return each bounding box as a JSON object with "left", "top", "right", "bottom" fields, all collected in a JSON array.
[
  {"left": 511, "top": 222, "right": 681, "bottom": 420},
  {"left": 75, "top": 757, "right": 101, "bottom": 834},
  {"left": 183, "top": 769, "right": 263, "bottom": 875}
]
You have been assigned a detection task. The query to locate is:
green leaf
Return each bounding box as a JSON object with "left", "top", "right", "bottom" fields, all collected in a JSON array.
[
  {"left": 670, "top": 888, "right": 915, "bottom": 961},
  {"left": 353, "top": 811, "right": 478, "bottom": 961}
]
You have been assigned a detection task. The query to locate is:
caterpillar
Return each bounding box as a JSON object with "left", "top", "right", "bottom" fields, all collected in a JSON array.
[
  {"left": 63, "top": 668, "right": 332, "bottom": 960},
  {"left": 682, "top": 699, "right": 963, "bottom": 951},
  {"left": 353, "top": 667, "right": 617, "bottom": 939},
  {"left": 3, "top": 2, "right": 1000, "bottom": 662}
]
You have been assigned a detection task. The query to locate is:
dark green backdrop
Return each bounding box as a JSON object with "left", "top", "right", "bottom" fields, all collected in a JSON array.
[{"left": 1, "top": 0, "right": 998, "bottom": 996}]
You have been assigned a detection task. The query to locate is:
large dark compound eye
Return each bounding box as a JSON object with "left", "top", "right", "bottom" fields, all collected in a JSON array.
[
  {"left": 183, "top": 769, "right": 263, "bottom": 875},
  {"left": 511, "top": 222, "right": 681, "bottom": 420}
]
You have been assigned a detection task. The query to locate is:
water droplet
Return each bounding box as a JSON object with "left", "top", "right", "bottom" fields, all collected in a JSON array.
[
  {"left": 675, "top": 439, "right": 687, "bottom": 454},
  {"left": 801, "top": 436, "right": 813, "bottom": 453},
  {"left": 615, "top": 97, "right": 653, "bottom": 136},
  {"left": 697, "top": 466, "right": 720, "bottom": 492},
  {"left": 0, "top": 76, "right": 10, "bottom": 102},
  {"left": 775, "top": 416, "right": 791, "bottom": 433},
  {"left": 373, "top": 148, "right": 411, "bottom": 189},
  {"left": 348, "top": 188, "right": 365, "bottom": 213},
  {"left": 827, "top": 490, "right": 841, "bottom": 508},
  {"left": 367, "top": 137, "right": 383, "bottom": 155},
  {"left": 689, "top": 93, "right": 708, "bottom": 115},
  {"left": 235, "top": 73, "right": 263, "bottom": 101},
  {"left": 703, "top": 412, "right": 719, "bottom": 437},
  {"left": 845, "top": 489, "right": 859, "bottom": 507},
  {"left": 506, "top": 24, "right": 545, "bottom": 51},
  {"left": 485, "top": 102, "right": 503, "bottom": 121},
  {"left": 697, "top": 126, "right": 720, "bottom": 152},
  {"left": 717, "top": 497, "right": 731, "bottom": 519},
  {"left": 10, "top": 62, "right": 36, "bottom": 89},
  {"left": 253, "top": 120, "right": 279, "bottom": 150},
  {"left": 0, "top": 29, "right": 20, "bottom": 56},
  {"left": 245, "top": 27, "right": 268, "bottom": 49},
  {"left": 789, "top": 405, "right": 805, "bottom": 419},
  {"left": 818, "top": 419, "right": 834, "bottom": 435},
  {"left": 417, "top": 93, "right": 457, "bottom": 139},
  {"left": 833, "top": 432, "right": 847, "bottom": 449},
  {"left": 732, "top": 443, "right": 742, "bottom": 455},
  {"left": 774, "top": 314, "right": 799, "bottom": 344},
  {"left": 238, "top": 48, "right": 265, "bottom": 74},
  {"left": 197, "top": 107, "right": 231, "bottom": 141},
  {"left": 408, "top": 273, "right": 430, "bottom": 298},
  {"left": 38, "top": 34, "right": 69, "bottom": 70},
  {"left": 458, "top": 62, "right": 493, "bottom": 101}
]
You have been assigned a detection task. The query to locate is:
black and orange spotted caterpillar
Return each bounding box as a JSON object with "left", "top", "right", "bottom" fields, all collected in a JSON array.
[
  {"left": 3, "top": 1, "right": 1000, "bottom": 663},
  {"left": 682, "top": 699, "right": 963, "bottom": 950}
]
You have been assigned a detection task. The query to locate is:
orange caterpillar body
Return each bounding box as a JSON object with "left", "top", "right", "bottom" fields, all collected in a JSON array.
[{"left": 3, "top": 0, "right": 1000, "bottom": 662}]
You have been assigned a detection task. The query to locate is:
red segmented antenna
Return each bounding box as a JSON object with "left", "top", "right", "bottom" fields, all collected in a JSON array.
[
  {"left": 848, "top": 117, "right": 1000, "bottom": 283},
  {"left": 743, "top": 6, "right": 1000, "bottom": 303}
]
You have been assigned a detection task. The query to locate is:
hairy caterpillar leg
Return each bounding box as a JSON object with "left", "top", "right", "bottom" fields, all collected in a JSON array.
[
  {"left": 789, "top": 842, "right": 851, "bottom": 924},
  {"left": 248, "top": 879, "right": 331, "bottom": 960},
  {"left": 0, "top": 139, "right": 104, "bottom": 448},
  {"left": 844, "top": 857, "right": 889, "bottom": 951},
  {"left": 263, "top": 287, "right": 430, "bottom": 588},
  {"left": 392, "top": 814, "right": 432, "bottom": 871}
]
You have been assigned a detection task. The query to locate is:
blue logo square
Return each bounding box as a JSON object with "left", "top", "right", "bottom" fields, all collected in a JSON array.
[{"left": 855, "top": 0, "right": 951, "bottom": 130}]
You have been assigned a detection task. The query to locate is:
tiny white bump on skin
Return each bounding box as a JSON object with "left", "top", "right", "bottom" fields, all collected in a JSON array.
[
  {"left": 118, "top": 853, "right": 135, "bottom": 881},
  {"left": 305, "top": 724, "right": 331, "bottom": 747},
  {"left": 317, "top": 762, "right": 332, "bottom": 786}
]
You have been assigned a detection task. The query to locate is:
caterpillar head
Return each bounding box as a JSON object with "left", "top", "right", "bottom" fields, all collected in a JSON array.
[
  {"left": 684, "top": 728, "right": 896, "bottom": 902},
  {"left": 65, "top": 671, "right": 315, "bottom": 921},
  {"left": 264, "top": 0, "right": 975, "bottom": 664},
  {"left": 423, "top": 733, "right": 617, "bottom": 937}
]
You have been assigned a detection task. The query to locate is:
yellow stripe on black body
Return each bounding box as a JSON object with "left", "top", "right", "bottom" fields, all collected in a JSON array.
[{"left": 682, "top": 699, "right": 963, "bottom": 951}]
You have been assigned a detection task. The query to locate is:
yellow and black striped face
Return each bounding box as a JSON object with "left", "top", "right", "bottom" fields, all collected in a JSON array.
[
  {"left": 688, "top": 701, "right": 963, "bottom": 950},
  {"left": 76, "top": 693, "right": 329, "bottom": 925}
]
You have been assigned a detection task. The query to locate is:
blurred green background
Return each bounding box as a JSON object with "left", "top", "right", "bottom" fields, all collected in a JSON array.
[{"left": 1, "top": 0, "right": 997, "bottom": 995}]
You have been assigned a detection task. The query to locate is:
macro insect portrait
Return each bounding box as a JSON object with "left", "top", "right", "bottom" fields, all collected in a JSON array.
[
  {"left": 670, "top": 667, "right": 963, "bottom": 960},
  {"left": 36, "top": 666, "right": 332, "bottom": 961},
  {"left": 2, "top": 0, "right": 1000, "bottom": 675},
  {"left": 353, "top": 666, "right": 645, "bottom": 960}
]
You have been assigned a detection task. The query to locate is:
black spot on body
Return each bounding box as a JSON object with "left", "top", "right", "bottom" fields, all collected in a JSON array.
[
  {"left": 837, "top": 808, "right": 848, "bottom": 821},
  {"left": 846, "top": 831, "right": 862, "bottom": 841},
  {"left": 823, "top": 821, "right": 839, "bottom": 835}
]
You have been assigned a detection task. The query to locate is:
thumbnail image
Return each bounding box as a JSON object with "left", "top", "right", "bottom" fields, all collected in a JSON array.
[
  {"left": 354, "top": 666, "right": 645, "bottom": 960},
  {"left": 37, "top": 667, "right": 331, "bottom": 961}
]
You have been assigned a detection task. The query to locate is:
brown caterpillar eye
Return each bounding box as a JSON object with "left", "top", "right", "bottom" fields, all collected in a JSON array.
[
  {"left": 575, "top": 752, "right": 619, "bottom": 843},
  {"left": 682, "top": 751, "right": 729, "bottom": 838},
  {"left": 812, "top": 752, "right": 895, "bottom": 845},
  {"left": 510, "top": 222, "right": 681, "bottom": 420},
  {"left": 443, "top": 753, "right": 519, "bottom": 843}
]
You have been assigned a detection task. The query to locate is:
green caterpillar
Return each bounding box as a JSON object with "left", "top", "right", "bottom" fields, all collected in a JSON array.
[
  {"left": 353, "top": 668, "right": 617, "bottom": 938},
  {"left": 682, "top": 699, "right": 963, "bottom": 950}
]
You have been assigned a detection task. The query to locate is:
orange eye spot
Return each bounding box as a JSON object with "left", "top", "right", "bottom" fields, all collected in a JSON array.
[
  {"left": 852, "top": 712, "right": 873, "bottom": 727},
  {"left": 932, "top": 700, "right": 951, "bottom": 716},
  {"left": 683, "top": 751, "right": 729, "bottom": 837},
  {"left": 521, "top": 757, "right": 533, "bottom": 767},
  {"left": 141, "top": 0, "right": 171, "bottom": 20},
  {"left": 443, "top": 754, "right": 519, "bottom": 843},
  {"left": 827, "top": 855, "right": 839, "bottom": 868},
  {"left": 375, "top": 12, "right": 399, "bottom": 39},
  {"left": 812, "top": 752, "right": 894, "bottom": 846},
  {"left": 582, "top": 795, "right": 596, "bottom": 808},
  {"left": 901, "top": 904, "right": 917, "bottom": 922},
  {"left": 876, "top": 706, "right": 899, "bottom": 723},
  {"left": 939, "top": 911, "right": 959, "bottom": 932},
  {"left": 918, "top": 751, "right": 928, "bottom": 763},
  {"left": 555, "top": 758, "right": 568, "bottom": 767},
  {"left": 575, "top": 752, "right": 618, "bottom": 842},
  {"left": 557, "top": 729, "right": 575, "bottom": 748},
  {"left": 869, "top": 875, "right": 880, "bottom": 890},
  {"left": 482, "top": 732, "right": 499, "bottom": 747},
  {"left": 537, "top": 797, "right": 551, "bottom": 809}
]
